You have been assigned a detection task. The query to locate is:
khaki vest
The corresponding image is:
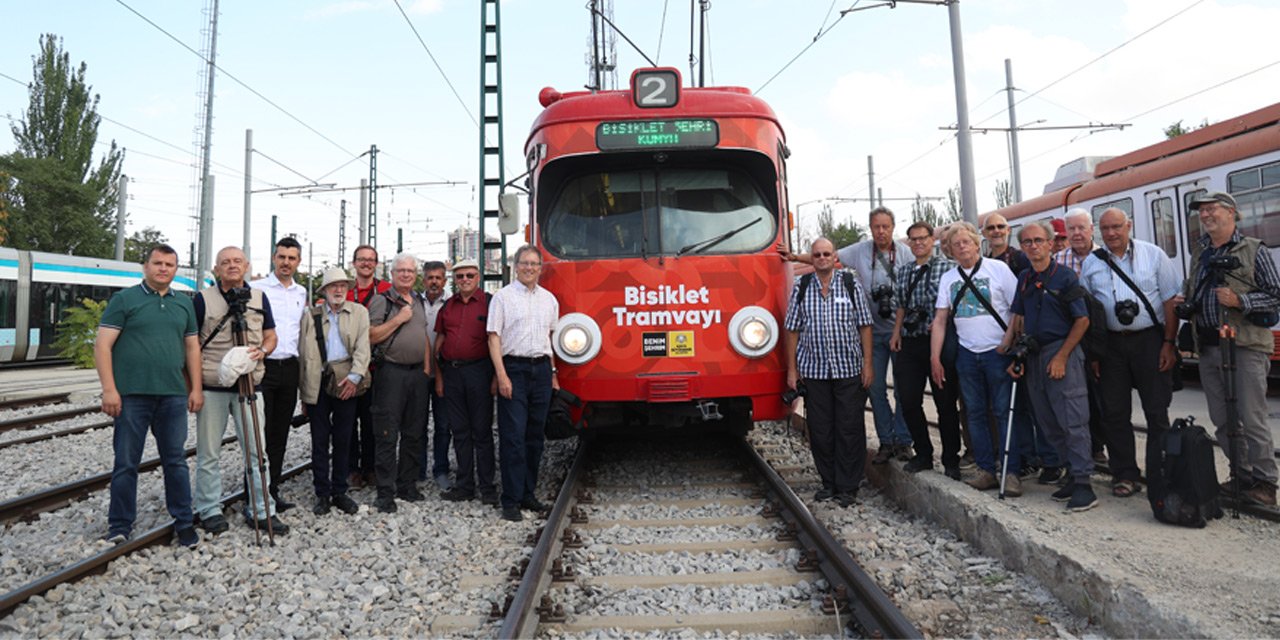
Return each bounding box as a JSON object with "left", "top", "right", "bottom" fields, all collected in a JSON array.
[
  {"left": 1186, "top": 235, "right": 1273, "bottom": 355},
  {"left": 200, "top": 287, "right": 268, "bottom": 386}
]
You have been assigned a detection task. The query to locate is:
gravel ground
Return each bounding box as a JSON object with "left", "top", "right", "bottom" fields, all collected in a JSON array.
[
  {"left": 565, "top": 547, "right": 797, "bottom": 577},
  {"left": 0, "top": 403, "right": 103, "bottom": 443}
]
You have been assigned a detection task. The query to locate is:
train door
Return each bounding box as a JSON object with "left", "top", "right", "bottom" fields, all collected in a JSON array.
[
  {"left": 1144, "top": 178, "right": 1205, "bottom": 280},
  {"left": 1175, "top": 178, "right": 1211, "bottom": 274}
]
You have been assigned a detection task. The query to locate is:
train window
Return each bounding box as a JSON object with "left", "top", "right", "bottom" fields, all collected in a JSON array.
[
  {"left": 1228, "top": 162, "right": 1280, "bottom": 246},
  {"left": 1150, "top": 197, "right": 1176, "bottom": 258},
  {"left": 1091, "top": 198, "right": 1132, "bottom": 244},
  {"left": 0, "top": 280, "right": 14, "bottom": 330},
  {"left": 1184, "top": 188, "right": 1205, "bottom": 250}
]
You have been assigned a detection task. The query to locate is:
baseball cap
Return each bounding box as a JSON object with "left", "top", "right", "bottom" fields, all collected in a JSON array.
[
  {"left": 1188, "top": 191, "right": 1237, "bottom": 211},
  {"left": 1050, "top": 218, "right": 1067, "bottom": 238}
]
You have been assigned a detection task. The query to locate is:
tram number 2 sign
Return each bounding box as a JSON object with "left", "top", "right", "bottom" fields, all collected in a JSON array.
[{"left": 632, "top": 69, "right": 680, "bottom": 109}]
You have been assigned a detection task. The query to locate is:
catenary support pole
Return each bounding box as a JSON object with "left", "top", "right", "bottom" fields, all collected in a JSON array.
[
  {"left": 358, "top": 179, "right": 368, "bottom": 247},
  {"left": 1005, "top": 59, "right": 1022, "bottom": 203},
  {"left": 867, "top": 156, "right": 875, "bottom": 210},
  {"left": 948, "top": 1, "right": 978, "bottom": 224},
  {"left": 243, "top": 129, "right": 253, "bottom": 268},
  {"left": 114, "top": 175, "right": 127, "bottom": 261}
]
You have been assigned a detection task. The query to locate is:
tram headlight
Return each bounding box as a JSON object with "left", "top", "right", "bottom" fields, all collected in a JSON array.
[
  {"left": 728, "top": 306, "right": 778, "bottom": 358},
  {"left": 553, "top": 313, "right": 602, "bottom": 365}
]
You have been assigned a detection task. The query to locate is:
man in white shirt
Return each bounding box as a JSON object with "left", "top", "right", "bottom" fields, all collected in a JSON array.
[
  {"left": 488, "top": 245, "right": 559, "bottom": 523},
  {"left": 250, "top": 236, "right": 308, "bottom": 511}
]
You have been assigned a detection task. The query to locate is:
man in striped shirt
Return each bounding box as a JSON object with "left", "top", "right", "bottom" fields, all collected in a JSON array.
[{"left": 784, "top": 237, "right": 875, "bottom": 507}]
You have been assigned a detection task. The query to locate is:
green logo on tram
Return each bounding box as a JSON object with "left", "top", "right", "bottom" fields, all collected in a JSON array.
[{"left": 596, "top": 119, "right": 719, "bottom": 151}]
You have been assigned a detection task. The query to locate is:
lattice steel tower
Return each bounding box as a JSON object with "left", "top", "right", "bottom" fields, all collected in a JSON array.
[{"left": 478, "top": 0, "right": 507, "bottom": 286}]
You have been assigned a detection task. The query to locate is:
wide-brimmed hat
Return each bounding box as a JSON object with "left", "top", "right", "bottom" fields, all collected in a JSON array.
[
  {"left": 452, "top": 259, "right": 480, "bottom": 272},
  {"left": 218, "top": 346, "right": 256, "bottom": 386},
  {"left": 319, "top": 267, "right": 355, "bottom": 291}
]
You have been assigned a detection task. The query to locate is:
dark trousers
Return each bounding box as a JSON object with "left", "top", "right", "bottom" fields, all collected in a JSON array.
[
  {"left": 371, "top": 363, "right": 429, "bottom": 496},
  {"left": 1086, "top": 367, "right": 1109, "bottom": 456},
  {"left": 895, "top": 335, "right": 962, "bottom": 468},
  {"left": 497, "top": 358, "right": 552, "bottom": 508},
  {"left": 805, "top": 377, "right": 868, "bottom": 493},
  {"left": 445, "top": 360, "right": 496, "bottom": 496},
  {"left": 1099, "top": 328, "right": 1171, "bottom": 483},
  {"left": 108, "top": 395, "right": 193, "bottom": 535},
  {"left": 260, "top": 357, "right": 300, "bottom": 492},
  {"left": 419, "top": 379, "right": 452, "bottom": 480},
  {"left": 308, "top": 390, "right": 357, "bottom": 498},
  {"left": 351, "top": 387, "right": 376, "bottom": 475}
]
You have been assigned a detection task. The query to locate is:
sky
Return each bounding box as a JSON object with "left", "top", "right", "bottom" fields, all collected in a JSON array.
[{"left": 2, "top": 0, "right": 1278, "bottom": 276}]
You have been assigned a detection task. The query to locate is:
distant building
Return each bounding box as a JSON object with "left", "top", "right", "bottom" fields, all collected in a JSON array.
[{"left": 447, "top": 226, "right": 502, "bottom": 274}]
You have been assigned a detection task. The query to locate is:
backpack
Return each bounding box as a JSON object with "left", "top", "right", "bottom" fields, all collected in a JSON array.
[
  {"left": 796, "top": 271, "right": 858, "bottom": 306},
  {"left": 1148, "top": 416, "right": 1224, "bottom": 528},
  {"left": 1048, "top": 284, "right": 1108, "bottom": 362}
]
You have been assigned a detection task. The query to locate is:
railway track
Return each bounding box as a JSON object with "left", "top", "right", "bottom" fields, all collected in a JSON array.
[
  {"left": 0, "top": 461, "right": 311, "bottom": 618},
  {"left": 495, "top": 435, "right": 919, "bottom": 638},
  {"left": 0, "top": 406, "right": 100, "bottom": 435},
  {"left": 0, "top": 393, "right": 72, "bottom": 412},
  {"left": 0, "top": 418, "right": 114, "bottom": 451}
]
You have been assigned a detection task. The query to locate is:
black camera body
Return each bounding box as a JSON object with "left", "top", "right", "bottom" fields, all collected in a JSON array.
[
  {"left": 1114, "top": 299, "right": 1140, "bottom": 325},
  {"left": 903, "top": 307, "right": 929, "bottom": 333},
  {"left": 782, "top": 381, "right": 807, "bottom": 405},
  {"left": 225, "top": 286, "right": 253, "bottom": 315},
  {"left": 872, "top": 284, "right": 895, "bottom": 319},
  {"left": 1175, "top": 254, "right": 1276, "bottom": 327},
  {"left": 1008, "top": 334, "right": 1040, "bottom": 375}
]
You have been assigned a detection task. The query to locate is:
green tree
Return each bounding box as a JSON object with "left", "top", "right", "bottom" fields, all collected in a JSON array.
[
  {"left": 910, "top": 194, "right": 957, "bottom": 229},
  {"left": 1164, "top": 118, "right": 1210, "bottom": 139},
  {"left": 945, "top": 185, "right": 963, "bottom": 222},
  {"left": 0, "top": 34, "right": 123, "bottom": 256},
  {"left": 815, "top": 204, "right": 865, "bottom": 249},
  {"left": 993, "top": 179, "right": 1014, "bottom": 208},
  {"left": 52, "top": 298, "right": 106, "bottom": 368},
  {"left": 123, "top": 226, "right": 168, "bottom": 263}
]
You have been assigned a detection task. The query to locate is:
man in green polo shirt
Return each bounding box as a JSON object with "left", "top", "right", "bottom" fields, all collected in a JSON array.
[{"left": 95, "top": 244, "right": 204, "bottom": 548}]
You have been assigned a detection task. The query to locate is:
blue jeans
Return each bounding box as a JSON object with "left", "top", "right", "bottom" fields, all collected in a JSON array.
[
  {"left": 108, "top": 395, "right": 193, "bottom": 535},
  {"left": 496, "top": 358, "right": 552, "bottom": 509},
  {"left": 871, "top": 331, "right": 911, "bottom": 447},
  {"left": 419, "top": 380, "right": 452, "bottom": 479},
  {"left": 955, "top": 347, "right": 1018, "bottom": 475}
]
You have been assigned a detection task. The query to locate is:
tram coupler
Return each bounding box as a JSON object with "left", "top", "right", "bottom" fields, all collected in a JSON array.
[
  {"left": 796, "top": 548, "right": 820, "bottom": 572},
  {"left": 697, "top": 400, "right": 723, "bottom": 421}
]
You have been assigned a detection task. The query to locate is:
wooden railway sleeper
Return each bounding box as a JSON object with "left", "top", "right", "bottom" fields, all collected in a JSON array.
[
  {"left": 796, "top": 548, "right": 820, "bottom": 572},
  {"left": 537, "top": 595, "right": 567, "bottom": 623},
  {"left": 551, "top": 558, "right": 577, "bottom": 583},
  {"left": 561, "top": 527, "right": 584, "bottom": 548},
  {"left": 776, "top": 520, "right": 798, "bottom": 541}
]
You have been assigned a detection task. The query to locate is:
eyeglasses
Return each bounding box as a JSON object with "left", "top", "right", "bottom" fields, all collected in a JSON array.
[
  {"left": 1197, "top": 203, "right": 1222, "bottom": 214},
  {"left": 517, "top": 261, "right": 543, "bottom": 268},
  {"left": 984, "top": 223, "right": 1009, "bottom": 231},
  {"left": 1019, "top": 237, "right": 1049, "bottom": 246},
  {"left": 454, "top": 272, "right": 478, "bottom": 280},
  {"left": 907, "top": 236, "right": 932, "bottom": 243},
  {"left": 812, "top": 251, "right": 834, "bottom": 258},
  {"left": 354, "top": 257, "right": 377, "bottom": 263}
]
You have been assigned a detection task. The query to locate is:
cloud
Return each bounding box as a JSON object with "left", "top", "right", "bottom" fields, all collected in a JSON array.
[{"left": 407, "top": 0, "right": 444, "bottom": 15}]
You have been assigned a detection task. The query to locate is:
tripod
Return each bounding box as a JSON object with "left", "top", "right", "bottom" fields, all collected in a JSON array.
[
  {"left": 230, "top": 308, "right": 276, "bottom": 546},
  {"left": 1218, "top": 323, "right": 1247, "bottom": 519}
]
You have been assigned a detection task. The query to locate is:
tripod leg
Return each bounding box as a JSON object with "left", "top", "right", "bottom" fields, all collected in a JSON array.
[
  {"left": 243, "top": 387, "right": 276, "bottom": 545},
  {"left": 999, "top": 379, "right": 1018, "bottom": 500},
  {"left": 234, "top": 387, "right": 263, "bottom": 547},
  {"left": 1221, "top": 329, "right": 1245, "bottom": 518}
]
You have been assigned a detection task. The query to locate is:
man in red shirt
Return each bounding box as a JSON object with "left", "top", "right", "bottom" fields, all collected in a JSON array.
[
  {"left": 345, "top": 244, "right": 391, "bottom": 488},
  {"left": 435, "top": 259, "right": 498, "bottom": 505}
]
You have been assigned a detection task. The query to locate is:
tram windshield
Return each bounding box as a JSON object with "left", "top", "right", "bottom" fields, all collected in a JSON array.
[{"left": 542, "top": 167, "right": 776, "bottom": 258}]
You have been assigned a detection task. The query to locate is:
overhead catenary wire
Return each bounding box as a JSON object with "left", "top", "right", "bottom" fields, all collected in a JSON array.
[
  {"left": 756, "top": 0, "right": 861, "bottom": 95},
  {"left": 656, "top": 0, "right": 671, "bottom": 60},
  {"left": 391, "top": 0, "right": 478, "bottom": 129}
]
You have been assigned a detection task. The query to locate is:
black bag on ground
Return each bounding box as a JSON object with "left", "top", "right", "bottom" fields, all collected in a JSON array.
[
  {"left": 545, "top": 388, "right": 582, "bottom": 440},
  {"left": 1148, "top": 416, "right": 1224, "bottom": 528}
]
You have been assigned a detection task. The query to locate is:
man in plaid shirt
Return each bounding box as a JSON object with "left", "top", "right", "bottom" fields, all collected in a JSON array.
[
  {"left": 890, "top": 222, "right": 962, "bottom": 481},
  {"left": 784, "top": 237, "right": 875, "bottom": 507}
]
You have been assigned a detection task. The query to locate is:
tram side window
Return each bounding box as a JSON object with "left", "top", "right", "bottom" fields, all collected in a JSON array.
[
  {"left": 1228, "top": 162, "right": 1280, "bottom": 246},
  {"left": 1150, "top": 197, "right": 1176, "bottom": 257},
  {"left": 0, "top": 280, "right": 15, "bottom": 330}
]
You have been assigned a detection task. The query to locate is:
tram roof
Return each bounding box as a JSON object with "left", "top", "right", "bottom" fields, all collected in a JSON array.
[{"left": 528, "top": 85, "right": 783, "bottom": 142}]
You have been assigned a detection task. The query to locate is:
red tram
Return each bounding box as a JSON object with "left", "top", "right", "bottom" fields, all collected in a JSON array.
[{"left": 514, "top": 68, "right": 793, "bottom": 431}]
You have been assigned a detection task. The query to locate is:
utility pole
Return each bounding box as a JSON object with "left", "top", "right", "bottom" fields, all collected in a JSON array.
[
  {"left": 243, "top": 129, "right": 253, "bottom": 267},
  {"left": 271, "top": 214, "right": 277, "bottom": 250},
  {"left": 194, "top": 0, "right": 221, "bottom": 282},
  {"left": 307, "top": 242, "right": 314, "bottom": 301},
  {"left": 698, "top": 0, "right": 709, "bottom": 87},
  {"left": 866, "top": 156, "right": 875, "bottom": 209},
  {"left": 114, "top": 174, "right": 127, "bottom": 261},
  {"left": 338, "top": 199, "right": 347, "bottom": 265},
  {"left": 358, "top": 179, "right": 368, "bottom": 247},
  {"left": 1004, "top": 59, "right": 1023, "bottom": 203},
  {"left": 948, "top": 1, "right": 978, "bottom": 224},
  {"left": 368, "top": 145, "right": 379, "bottom": 256},
  {"left": 397, "top": 228, "right": 403, "bottom": 254}
]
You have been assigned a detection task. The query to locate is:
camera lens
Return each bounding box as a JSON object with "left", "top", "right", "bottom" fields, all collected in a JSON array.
[
  {"left": 1174, "top": 301, "right": 1197, "bottom": 320},
  {"left": 1115, "top": 300, "right": 1138, "bottom": 325}
]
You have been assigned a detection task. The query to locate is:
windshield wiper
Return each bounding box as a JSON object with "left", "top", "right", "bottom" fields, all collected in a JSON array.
[{"left": 675, "top": 217, "right": 763, "bottom": 257}]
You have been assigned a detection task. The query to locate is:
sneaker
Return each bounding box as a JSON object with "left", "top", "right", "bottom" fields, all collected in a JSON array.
[
  {"left": 894, "top": 445, "right": 915, "bottom": 462},
  {"left": 199, "top": 514, "right": 229, "bottom": 535},
  {"left": 1067, "top": 485, "right": 1099, "bottom": 512},
  {"left": 479, "top": 492, "right": 500, "bottom": 506},
  {"left": 871, "top": 447, "right": 894, "bottom": 465},
  {"left": 441, "top": 487, "right": 476, "bottom": 502},
  {"left": 175, "top": 527, "right": 199, "bottom": 548},
  {"left": 1220, "top": 478, "right": 1253, "bottom": 495},
  {"left": 958, "top": 453, "right": 976, "bottom": 470},
  {"left": 944, "top": 466, "right": 961, "bottom": 481},
  {"left": 501, "top": 506, "right": 523, "bottom": 522},
  {"left": 1243, "top": 484, "right": 1277, "bottom": 507},
  {"left": 313, "top": 497, "right": 332, "bottom": 516},
  {"left": 332, "top": 494, "right": 360, "bottom": 515},
  {"left": 374, "top": 495, "right": 398, "bottom": 513},
  {"left": 1002, "top": 475, "right": 1023, "bottom": 497},
  {"left": 243, "top": 515, "right": 290, "bottom": 535},
  {"left": 813, "top": 488, "right": 836, "bottom": 502},
  {"left": 903, "top": 457, "right": 933, "bottom": 474},
  {"left": 1038, "top": 466, "right": 1064, "bottom": 485},
  {"left": 104, "top": 531, "right": 129, "bottom": 544},
  {"left": 1018, "top": 464, "right": 1041, "bottom": 480},
  {"left": 1091, "top": 451, "right": 1109, "bottom": 467},
  {"left": 520, "top": 497, "right": 549, "bottom": 512},
  {"left": 271, "top": 491, "right": 295, "bottom": 513},
  {"left": 835, "top": 491, "right": 857, "bottom": 507},
  {"left": 434, "top": 473, "right": 452, "bottom": 491},
  {"left": 966, "top": 470, "right": 998, "bottom": 490},
  {"left": 397, "top": 488, "right": 426, "bottom": 503},
  {"left": 1051, "top": 484, "right": 1075, "bottom": 502}
]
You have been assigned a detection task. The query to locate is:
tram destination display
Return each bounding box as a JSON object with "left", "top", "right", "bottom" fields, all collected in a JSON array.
[{"left": 596, "top": 119, "right": 719, "bottom": 151}]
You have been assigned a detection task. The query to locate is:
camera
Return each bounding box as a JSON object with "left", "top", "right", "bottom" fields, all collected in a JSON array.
[
  {"left": 1174, "top": 299, "right": 1198, "bottom": 321},
  {"left": 781, "top": 381, "right": 807, "bottom": 405},
  {"left": 225, "top": 286, "right": 252, "bottom": 314},
  {"left": 1008, "top": 334, "right": 1039, "bottom": 375},
  {"left": 903, "top": 307, "right": 929, "bottom": 333},
  {"left": 1207, "top": 255, "right": 1243, "bottom": 272},
  {"left": 1114, "top": 299, "right": 1140, "bottom": 325},
  {"left": 872, "top": 285, "right": 895, "bottom": 319}
]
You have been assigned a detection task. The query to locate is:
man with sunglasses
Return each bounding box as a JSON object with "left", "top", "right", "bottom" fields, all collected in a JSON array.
[
  {"left": 437, "top": 259, "right": 499, "bottom": 508},
  {"left": 890, "top": 222, "right": 962, "bottom": 481}
]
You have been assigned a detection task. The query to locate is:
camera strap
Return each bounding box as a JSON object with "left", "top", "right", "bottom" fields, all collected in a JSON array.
[
  {"left": 955, "top": 259, "right": 1008, "bottom": 332},
  {"left": 1093, "top": 248, "right": 1162, "bottom": 329},
  {"left": 903, "top": 262, "right": 929, "bottom": 309},
  {"left": 201, "top": 310, "right": 235, "bottom": 350},
  {"left": 312, "top": 307, "right": 329, "bottom": 364}
]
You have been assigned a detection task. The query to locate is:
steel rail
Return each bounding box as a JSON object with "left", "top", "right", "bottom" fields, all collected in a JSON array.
[
  {"left": 0, "top": 461, "right": 312, "bottom": 619},
  {"left": 498, "top": 439, "right": 590, "bottom": 639},
  {"left": 740, "top": 438, "right": 922, "bottom": 639},
  {"left": 0, "top": 435, "right": 237, "bottom": 525},
  {"left": 0, "top": 393, "right": 72, "bottom": 412},
  {"left": 0, "top": 418, "right": 114, "bottom": 451},
  {"left": 0, "top": 406, "right": 100, "bottom": 434}
]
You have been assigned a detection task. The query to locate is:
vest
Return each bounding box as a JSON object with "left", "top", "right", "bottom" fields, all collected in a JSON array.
[
  {"left": 1187, "top": 235, "right": 1272, "bottom": 355},
  {"left": 200, "top": 287, "right": 268, "bottom": 386}
]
